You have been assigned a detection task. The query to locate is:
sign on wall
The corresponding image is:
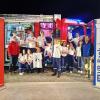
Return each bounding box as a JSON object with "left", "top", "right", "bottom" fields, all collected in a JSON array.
[
  {"left": 3, "top": 14, "right": 54, "bottom": 23},
  {"left": 94, "top": 19, "right": 100, "bottom": 87}
]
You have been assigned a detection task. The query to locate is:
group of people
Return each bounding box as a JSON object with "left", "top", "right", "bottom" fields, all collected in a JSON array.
[
  {"left": 8, "top": 31, "right": 94, "bottom": 78},
  {"left": 8, "top": 31, "right": 45, "bottom": 74},
  {"left": 51, "top": 35, "right": 94, "bottom": 78}
]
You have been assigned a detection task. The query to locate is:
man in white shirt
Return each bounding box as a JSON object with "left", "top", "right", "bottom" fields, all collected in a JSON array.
[
  {"left": 37, "top": 31, "right": 46, "bottom": 49},
  {"left": 72, "top": 33, "right": 84, "bottom": 48},
  {"left": 26, "top": 33, "right": 36, "bottom": 53}
]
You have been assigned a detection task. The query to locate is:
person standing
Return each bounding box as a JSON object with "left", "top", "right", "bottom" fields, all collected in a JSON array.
[
  {"left": 37, "top": 31, "right": 46, "bottom": 71},
  {"left": 8, "top": 36, "right": 20, "bottom": 72},
  {"left": 82, "top": 36, "right": 93, "bottom": 78},
  {"left": 61, "top": 41, "right": 69, "bottom": 72},
  {"left": 52, "top": 38, "right": 62, "bottom": 78},
  {"left": 68, "top": 42, "right": 75, "bottom": 73},
  {"left": 76, "top": 40, "right": 83, "bottom": 73}
]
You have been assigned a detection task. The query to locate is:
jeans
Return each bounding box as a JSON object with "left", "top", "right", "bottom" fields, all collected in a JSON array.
[
  {"left": 10, "top": 55, "right": 18, "bottom": 72},
  {"left": 52, "top": 57, "right": 61, "bottom": 72},
  {"left": 26, "top": 62, "right": 33, "bottom": 72},
  {"left": 61, "top": 56, "right": 66, "bottom": 67},
  {"left": 83, "top": 57, "right": 90, "bottom": 78},
  {"left": 44, "top": 56, "right": 52, "bottom": 66},
  {"left": 18, "top": 63, "right": 26, "bottom": 73},
  {"left": 83, "top": 57, "right": 90, "bottom": 69},
  {"left": 68, "top": 55, "right": 74, "bottom": 71},
  {"left": 77, "top": 56, "right": 82, "bottom": 71},
  {"left": 61, "top": 56, "right": 67, "bottom": 72}
]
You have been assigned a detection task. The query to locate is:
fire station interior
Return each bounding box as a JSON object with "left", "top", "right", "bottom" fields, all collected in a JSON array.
[{"left": 4, "top": 17, "right": 94, "bottom": 82}]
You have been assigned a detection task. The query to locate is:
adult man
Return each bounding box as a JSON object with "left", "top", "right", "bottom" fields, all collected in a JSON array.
[
  {"left": 26, "top": 32, "right": 36, "bottom": 53},
  {"left": 82, "top": 36, "right": 94, "bottom": 78}
]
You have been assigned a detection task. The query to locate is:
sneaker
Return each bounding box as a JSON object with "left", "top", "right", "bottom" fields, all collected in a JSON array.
[
  {"left": 78, "top": 70, "right": 80, "bottom": 73},
  {"left": 52, "top": 70, "right": 57, "bottom": 76},
  {"left": 57, "top": 71, "right": 61, "bottom": 78},
  {"left": 52, "top": 73, "right": 56, "bottom": 76},
  {"left": 19, "top": 73, "right": 23, "bottom": 75},
  {"left": 45, "top": 64, "right": 47, "bottom": 66},
  {"left": 70, "top": 71, "right": 72, "bottom": 73},
  {"left": 80, "top": 71, "right": 83, "bottom": 74},
  {"left": 85, "top": 74, "right": 88, "bottom": 78}
]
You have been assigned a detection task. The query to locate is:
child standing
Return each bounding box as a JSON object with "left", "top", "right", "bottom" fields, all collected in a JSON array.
[
  {"left": 52, "top": 38, "right": 62, "bottom": 78},
  {"left": 61, "top": 41, "right": 69, "bottom": 72},
  {"left": 68, "top": 42, "right": 75, "bottom": 73},
  {"left": 18, "top": 49, "right": 26, "bottom": 75}
]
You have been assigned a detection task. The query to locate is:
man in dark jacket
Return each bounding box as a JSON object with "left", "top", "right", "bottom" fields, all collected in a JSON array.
[
  {"left": 8, "top": 36, "right": 20, "bottom": 72},
  {"left": 82, "top": 35, "right": 94, "bottom": 78}
]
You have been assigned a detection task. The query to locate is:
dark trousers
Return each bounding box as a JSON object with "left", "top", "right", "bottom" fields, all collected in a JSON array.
[
  {"left": 26, "top": 63, "right": 33, "bottom": 73},
  {"left": 20, "top": 47, "right": 27, "bottom": 53},
  {"left": 68, "top": 55, "right": 74, "bottom": 71},
  {"left": 77, "top": 56, "right": 82, "bottom": 71},
  {"left": 61, "top": 56, "right": 67, "bottom": 72},
  {"left": 44, "top": 56, "right": 52, "bottom": 66},
  {"left": 10, "top": 55, "right": 18, "bottom": 72},
  {"left": 52, "top": 57, "right": 61, "bottom": 72}
]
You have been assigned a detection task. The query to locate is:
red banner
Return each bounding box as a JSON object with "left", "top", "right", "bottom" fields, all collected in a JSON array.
[{"left": 0, "top": 18, "right": 4, "bottom": 86}]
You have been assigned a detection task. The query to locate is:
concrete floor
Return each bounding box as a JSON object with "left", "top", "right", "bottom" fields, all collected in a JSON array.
[
  {"left": 0, "top": 72, "right": 99, "bottom": 100},
  {"left": 0, "top": 82, "right": 100, "bottom": 100},
  {"left": 4, "top": 72, "right": 92, "bottom": 83}
]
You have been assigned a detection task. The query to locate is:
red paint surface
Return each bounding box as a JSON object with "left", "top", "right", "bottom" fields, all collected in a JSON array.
[
  {"left": 34, "top": 22, "right": 40, "bottom": 38},
  {"left": 0, "top": 18, "right": 4, "bottom": 86}
]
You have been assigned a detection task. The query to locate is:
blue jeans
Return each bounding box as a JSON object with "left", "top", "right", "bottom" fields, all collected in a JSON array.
[
  {"left": 61, "top": 56, "right": 67, "bottom": 72},
  {"left": 52, "top": 57, "right": 61, "bottom": 72},
  {"left": 61, "top": 56, "right": 66, "bottom": 67},
  {"left": 18, "top": 63, "right": 26, "bottom": 73},
  {"left": 26, "top": 62, "right": 33, "bottom": 72},
  {"left": 68, "top": 55, "right": 74, "bottom": 71}
]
